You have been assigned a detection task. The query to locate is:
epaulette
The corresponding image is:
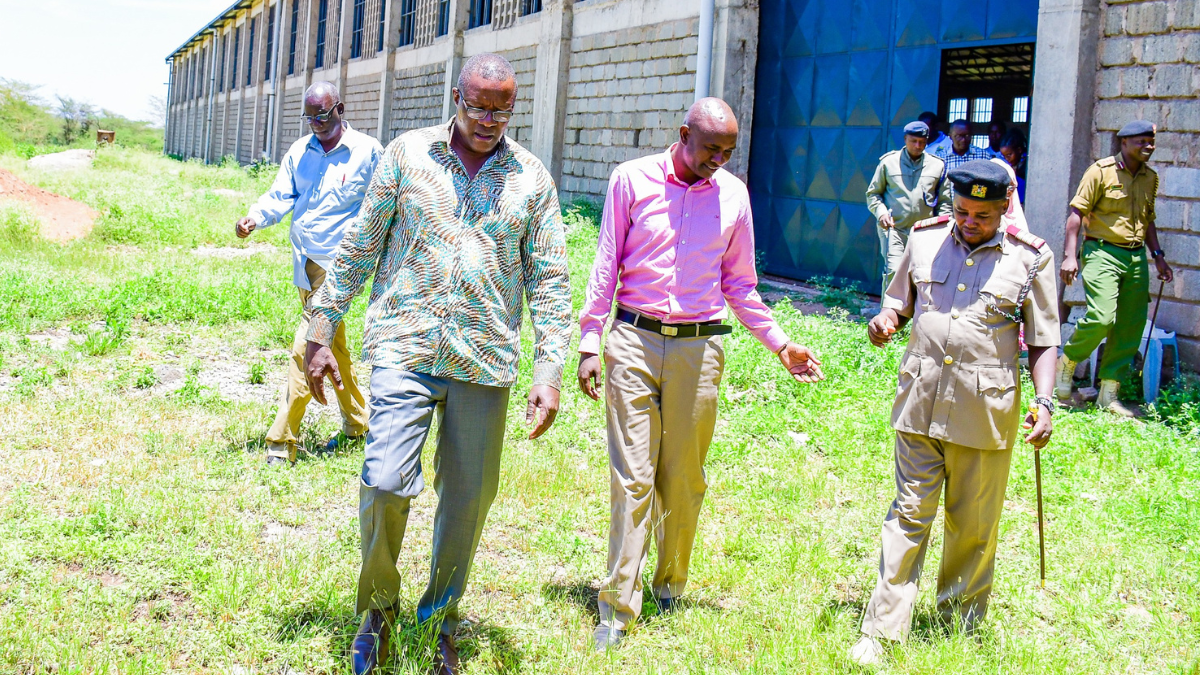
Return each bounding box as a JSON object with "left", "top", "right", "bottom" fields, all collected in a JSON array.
[
  {"left": 913, "top": 215, "right": 950, "bottom": 230},
  {"left": 1006, "top": 224, "right": 1047, "bottom": 249},
  {"left": 1098, "top": 156, "right": 1118, "bottom": 167},
  {"left": 879, "top": 150, "right": 899, "bottom": 160}
]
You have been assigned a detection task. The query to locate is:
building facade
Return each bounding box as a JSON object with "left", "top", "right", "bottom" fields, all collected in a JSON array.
[{"left": 165, "top": 0, "right": 1200, "bottom": 363}]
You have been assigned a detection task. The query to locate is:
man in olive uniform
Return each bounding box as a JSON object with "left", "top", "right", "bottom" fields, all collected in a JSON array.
[
  {"left": 851, "top": 160, "right": 1059, "bottom": 666},
  {"left": 866, "top": 121, "right": 953, "bottom": 296},
  {"left": 1056, "top": 120, "right": 1174, "bottom": 415}
]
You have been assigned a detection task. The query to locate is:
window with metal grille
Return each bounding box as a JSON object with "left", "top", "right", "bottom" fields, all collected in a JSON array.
[
  {"left": 948, "top": 98, "right": 968, "bottom": 123},
  {"left": 218, "top": 35, "right": 227, "bottom": 92},
  {"left": 265, "top": 6, "right": 276, "bottom": 80},
  {"left": 377, "top": 0, "right": 387, "bottom": 52},
  {"left": 288, "top": 1, "right": 299, "bottom": 76},
  {"left": 246, "top": 17, "right": 256, "bottom": 86},
  {"left": 971, "top": 97, "right": 992, "bottom": 123},
  {"left": 436, "top": 0, "right": 451, "bottom": 36},
  {"left": 971, "top": 135, "right": 990, "bottom": 149},
  {"left": 397, "top": 0, "right": 417, "bottom": 46},
  {"left": 198, "top": 48, "right": 206, "bottom": 99},
  {"left": 231, "top": 27, "right": 240, "bottom": 89},
  {"left": 1012, "top": 96, "right": 1029, "bottom": 123},
  {"left": 315, "top": 0, "right": 328, "bottom": 67},
  {"left": 468, "top": 0, "right": 492, "bottom": 28},
  {"left": 351, "top": 0, "right": 366, "bottom": 59},
  {"left": 520, "top": 0, "right": 542, "bottom": 15}
]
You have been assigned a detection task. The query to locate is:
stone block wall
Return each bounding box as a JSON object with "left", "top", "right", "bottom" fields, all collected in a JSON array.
[
  {"left": 1093, "top": 0, "right": 1200, "bottom": 362},
  {"left": 559, "top": 18, "right": 700, "bottom": 202},
  {"left": 279, "top": 87, "right": 305, "bottom": 150},
  {"left": 344, "top": 75, "right": 383, "bottom": 139},
  {"left": 499, "top": 45, "right": 537, "bottom": 147},
  {"left": 212, "top": 102, "right": 227, "bottom": 160},
  {"left": 239, "top": 98, "right": 256, "bottom": 163},
  {"left": 390, "top": 63, "right": 447, "bottom": 140}
]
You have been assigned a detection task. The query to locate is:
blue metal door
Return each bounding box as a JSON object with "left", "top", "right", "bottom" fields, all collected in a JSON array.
[{"left": 748, "top": 0, "right": 1039, "bottom": 290}]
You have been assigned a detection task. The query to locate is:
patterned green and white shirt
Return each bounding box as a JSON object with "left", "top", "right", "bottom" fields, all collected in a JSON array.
[{"left": 307, "top": 120, "right": 572, "bottom": 389}]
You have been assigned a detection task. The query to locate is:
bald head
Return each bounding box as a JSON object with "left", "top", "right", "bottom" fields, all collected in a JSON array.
[
  {"left": 684, "top": 97, "right": 738, "bottom": 136},
  {"left": 305, "top": 81, "right": 341, "bottom": 108},
  {"left": 457, "top": 53, "right": 516, "bottom": 92},
  {"left": 303, "top": 81, "right": 344, "bottom": 146},
  {"left": 674, "top": 97, "right": 739, "bottom": 183}
]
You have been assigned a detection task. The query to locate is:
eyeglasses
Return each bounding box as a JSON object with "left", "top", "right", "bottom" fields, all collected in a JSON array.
[
  {"left": 461, "top": 101, "right": 513, "bottom": 123},
  {"left": 299, "top": 107, "right": 338, "bottom": 125}
]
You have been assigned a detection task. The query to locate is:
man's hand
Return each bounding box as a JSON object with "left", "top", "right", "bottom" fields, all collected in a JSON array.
[
  {"left": 1154, "top": 256, "right": 1174, "bottom": 282},
  {"left": 577, "top": 354, "right": 602, "bottom": 401},
  {"left": 304, "top": 340, "right": 342, "bottom": 405},
  {"left": 777, "top": 343, "right": 825, "bottom": 383},
  {"left": 236, "top": 216, "right": 257, "bottom": 239},
  {"left": 1023, "top": 404, "right": 1053, "bottom": 448},
  {"left": 878, "top": 212, "right": 894, "bottom": 230},
  {"left": 868, "top": 310, "right": 900, "bottom": 348},
  {"left": 1060, "top": 255, "right": 1079, "bottom": 286},
  {"left": 525, "top": 384, "right": 560, "bottom": 439}
]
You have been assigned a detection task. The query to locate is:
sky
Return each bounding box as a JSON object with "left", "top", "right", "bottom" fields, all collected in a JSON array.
[{"left": 0, "top": 0, "right": 234, "bottom": 123}]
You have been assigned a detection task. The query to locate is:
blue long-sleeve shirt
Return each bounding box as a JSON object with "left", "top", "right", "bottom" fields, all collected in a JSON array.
[{"left": 248, "top": 124, "right": 384, "bottom": 289}]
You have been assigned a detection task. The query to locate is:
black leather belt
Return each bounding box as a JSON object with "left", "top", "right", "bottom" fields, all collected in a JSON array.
[
  {"left": 1087, "top": 237, "right": 1143, "bottom": 250},
  {"left": 616, "top": 309, "right": 732, "bottom": 338}
]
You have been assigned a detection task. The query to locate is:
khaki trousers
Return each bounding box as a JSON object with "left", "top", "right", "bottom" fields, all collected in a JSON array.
[
  {"left": 599, "top": 320, "right": 724, "bottom": 630},
  {"left": 265, "top": 259, "right": 368, "bottom": 459},
  {"left": 861, "top": 431, "right": 1014, "bottom": 641}
]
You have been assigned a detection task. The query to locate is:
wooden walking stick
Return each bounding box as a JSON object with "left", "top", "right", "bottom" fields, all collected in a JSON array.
[
  {"left": 1136, "top": 282, "right": 1166, "bottom": 379},
  {"left": 1028, "top": 404, "right": 1047, "bottom": 589}
]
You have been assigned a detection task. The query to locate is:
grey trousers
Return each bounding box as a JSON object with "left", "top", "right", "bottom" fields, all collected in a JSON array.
[
  {"left": 877, "top": 225, "right": 911, "bottom": 296},
  {"left": 356, "top": 368, "right": 510, "bottom": 635}
]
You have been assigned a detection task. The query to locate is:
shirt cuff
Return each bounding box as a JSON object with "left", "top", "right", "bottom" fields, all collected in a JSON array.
[
  {"left": 881, "top": 296, "right": 908, "bottom": 313},
  {"left": 756, "top": 325, "right": 790, "bottom": 354},
  {"left": 578, "top": 331, "right": 602, "bottom": 355},
  {"left": 1067, "top": 198, "right": 1090, "bottom": 214},
  {"left": 248, "top": 208, "right": 274, "bottom": 229},
  {"left": 533, "top": 360, "right": 564, "bottom": 390},
  {"left": 306, "top": 312, "right": 337, "bottom": 347}
]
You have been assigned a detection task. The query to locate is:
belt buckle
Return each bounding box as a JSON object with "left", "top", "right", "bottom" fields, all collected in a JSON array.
[{"left": 660, "top": 325, "right": 678, "bottom": 337}]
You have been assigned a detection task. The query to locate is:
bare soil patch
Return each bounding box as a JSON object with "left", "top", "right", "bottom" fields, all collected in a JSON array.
[{"left": 0, "top": 168, "right": 97, "bottom": 242}]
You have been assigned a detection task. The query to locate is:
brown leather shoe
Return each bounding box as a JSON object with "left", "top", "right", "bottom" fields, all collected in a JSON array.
[
  {"left": 433, "top": 633, "right": 460, "bottom": 675},
  {"left": 351, "top": 608, "right": 393, "bottom": 675}
]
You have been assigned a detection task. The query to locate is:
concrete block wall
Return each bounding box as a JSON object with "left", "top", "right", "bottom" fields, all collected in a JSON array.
[
  {"left": 344, "top": 74, "right": 383, "bottom": 139},
  {"left": 1092, "top": 0, "right": 1200, "bottom": 362},
  {"left": 390, "top": 63, "right": 446, "bottom": 139},
  {"left": 499, "top": 45, "right": 538, "bottom": 147},
  {"left": 559, "top": 18, "right": 700, "bottom": 202},
  {"left": 279, "top": 87, "right": 305, "bottom": 150}
]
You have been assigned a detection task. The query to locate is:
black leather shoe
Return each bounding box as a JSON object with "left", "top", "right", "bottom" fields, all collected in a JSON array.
[
  {"left": 325, "top": 432, "right": 366, "bottom": 453},
  {"left": 351, "top": 608, "right": 393, "bottom": 675},
  {"left": 433, "top": 633, "right": 460, "bottom": 675},
  {"left": 592, "top": 624, "right": 626, "bottom": 651},
  {"left": 655, "top": 595, "right": 678, "bottom": 615}
]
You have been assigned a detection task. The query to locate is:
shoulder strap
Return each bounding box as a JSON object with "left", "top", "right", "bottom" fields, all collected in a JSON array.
[
  {"left": 913, "top": 215, "right": 951, "bottom": 231},
  {"left": 1006, "top": 224, "right": 1047, "bottom": 249}
]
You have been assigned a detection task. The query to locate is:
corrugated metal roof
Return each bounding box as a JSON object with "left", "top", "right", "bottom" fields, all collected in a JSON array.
[{"left": 165, "top": 0, "right": 253, "bottom": 62}]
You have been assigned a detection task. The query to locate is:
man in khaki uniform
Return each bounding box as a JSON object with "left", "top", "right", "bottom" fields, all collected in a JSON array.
[
  {"left": 1056, "top": 120, "right": 1173, "bottom": 415},
  {"left": 866, "top": 121, "right": 953, "bottom": 295},
  {"left": 851, "top": 160, "right": 1059, "bottom": 665}
]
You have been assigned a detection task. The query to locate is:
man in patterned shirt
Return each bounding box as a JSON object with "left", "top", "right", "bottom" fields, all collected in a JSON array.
[
  {"left": 937, "top": 119, "right": 992, "bottom": 170},
  {"left": 303, "top": 53, "right": 572, "bottom": 675}
]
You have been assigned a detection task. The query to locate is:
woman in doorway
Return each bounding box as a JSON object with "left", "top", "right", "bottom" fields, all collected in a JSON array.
[{"left": 998, "top": 129, "right": 1028, "bottom": 204}]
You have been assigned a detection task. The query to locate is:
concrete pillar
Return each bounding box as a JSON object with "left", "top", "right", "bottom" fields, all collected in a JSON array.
[
  {"left": 269, "top": 0, "right": 289, "bottom": 160},
  {"left": 709, "top": 0, "right": 759, "bottom": 181},
  {"left": 251, "top": 6, "right": 271, "bottom": 160},
  {"left": 530, "top": 0, "right": 572, "bottom": 181},
  {"left": 441, "top": 0, "right": 469, "bottom": 121},
  {"left": 205, "top": 34, "right": 219, "bottom": 163},
  {"left": 1025, "top": 0, "right": 1102, "bottom": 271},
  {"left": 377, "top": 0, "right": 404, "bottom": 142},
  {"left": 303, "top": 0, "right": 320, "bottom": 85},
  {"left": 336, "top": 0, "right": 354, "bottom": 93}
]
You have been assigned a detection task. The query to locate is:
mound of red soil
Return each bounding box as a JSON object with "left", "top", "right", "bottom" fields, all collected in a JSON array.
[{"left": 0, "top": 168, "right": 97, "bottom": 242}]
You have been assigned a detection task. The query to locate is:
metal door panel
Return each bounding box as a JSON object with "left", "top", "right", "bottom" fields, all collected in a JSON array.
[
  {"left": 812, "top": 55, "right": 850, "bottom": 126},
  {"left": 841, "top": 128, "right": 885, "bottom": 201},
  {"left": 940, "top": 0, "right": 987, "bottom": 42},
  {"left": 895, "top": 0, "right": 939, "bottom": 46},
  {"left": 806, "top": 128, "right": 844, "bottom": 200},
  {"left": 773, "top": 128, "right": 810, "bottom": 198},
  {"left": 888, "top": 47, "right": 940, "bottom": 125},
  {"left": 847, "top": 51, "right": 889, "bottom": 126},
  {"left": 851, "top": 0, "right": 892, "bottom": 51},
  {"left": 989, "top": 0, "right": 1038, "bottom": 38}
]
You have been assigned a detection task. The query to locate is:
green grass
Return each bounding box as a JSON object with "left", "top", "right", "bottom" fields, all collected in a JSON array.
[{"left": 0, "top": 148, "right": 1197, "bottom": 674}]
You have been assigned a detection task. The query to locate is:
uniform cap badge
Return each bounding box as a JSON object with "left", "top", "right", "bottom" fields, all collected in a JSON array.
[{"left": 971, "top": 184, "right": 987, "bottom": 198}]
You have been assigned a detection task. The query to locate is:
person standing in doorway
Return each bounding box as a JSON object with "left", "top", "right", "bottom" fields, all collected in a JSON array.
[
  {"left": 986, "top": 120, "right": 1007, "bottom": 160},
  {"left": 236, "top": 81, "right": 381, "bottom": 466},
  {"left": 865, "top": 121, "right": 952, "bottom": 296},
  {"left": 936, "top": 119, "right": 992, "bottom": 169},
  {"left": 1056, "top": 120, "right": 1173, "bottom": 415},
  {"left": 578, "top": 97, "right": 826, "bottom": 651},
  {"left": 919, "top": 111, "right": 953, "bottom": 157}
]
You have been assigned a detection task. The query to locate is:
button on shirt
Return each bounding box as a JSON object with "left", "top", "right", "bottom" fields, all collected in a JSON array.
[
  {"left": 1069, "top": 154, "right": 1158, "bottom": 246},
  {"left": 883, "top": 221, "right": 1060, "bottom": 451},
  {"left": 578, "top": 147, "right": 789, "bottom": 356},
  {"left": 865, "top": 150, "right": 952, "bottom": 231},
  {"left": 307, "top": 120, "right": 572, "bottom": 389},
  {"left": 248, "top": 124, "right": 384, "bottom": 290}
]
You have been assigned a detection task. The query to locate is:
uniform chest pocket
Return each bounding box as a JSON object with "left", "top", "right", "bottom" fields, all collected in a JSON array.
[
  {"left": 913, "top": 265, "right": 949, "bottom": 309},
  {"left": 980, "top": 278, "right": 1024, "bottom": 316},
  {"left": 977, "top": 366, "right": 1016, "bottom": 396}
]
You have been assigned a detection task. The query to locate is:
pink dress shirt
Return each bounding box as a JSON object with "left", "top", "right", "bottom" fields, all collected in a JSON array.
[{"left": 578, "top": 146, "right": 790, "bottom": 356}]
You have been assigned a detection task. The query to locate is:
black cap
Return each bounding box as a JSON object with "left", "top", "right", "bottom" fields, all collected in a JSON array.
[
  {"left": 903, "top": 121, "right": 929, "bottom": 138},
  {"left": 948, "top": 160, "right": 1011, "bottom": 202},
  {"left": 1116, "top": 120, "right": 1156, "bottom": 138}
]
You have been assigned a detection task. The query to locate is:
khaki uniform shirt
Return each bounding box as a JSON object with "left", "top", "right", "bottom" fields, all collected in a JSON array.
[
  {"left": 882, "top": 218, "right": 1060, "bottom": 451},
  {"left": 866, "top": 150, "right": 952, "bottom": 231},
  {"left": 1069, "top": 155, "right": 1158, "bottom": 246}
]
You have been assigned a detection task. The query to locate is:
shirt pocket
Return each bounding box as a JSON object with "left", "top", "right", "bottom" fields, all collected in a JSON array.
[
  {"left": 912, "top": 265, "right": 949, "bottom": 311},
  {"left": 979, "top": 277, "right": 1024, "bottom": 320}
]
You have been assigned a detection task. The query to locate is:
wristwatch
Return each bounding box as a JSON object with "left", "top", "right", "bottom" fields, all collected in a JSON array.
[
  {"left": 1151, "top": 249, "right": 1165, "bottom": 259},
  {"left": 1033, "top": 395, "right": 1056, "bottom": 417}
]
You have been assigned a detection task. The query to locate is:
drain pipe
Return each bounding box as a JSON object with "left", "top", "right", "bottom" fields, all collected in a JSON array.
[
  {"left": 204, "top": 35, "right": 218, "bottom": 164},
  {"left": 164, "top": 61, "right": 174, "bottom": 155},
  {"left": 694, "top": 0, "right": 715, "bottom": 101}
]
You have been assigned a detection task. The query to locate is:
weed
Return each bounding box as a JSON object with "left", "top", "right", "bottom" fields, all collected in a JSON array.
[
  {"left": 135, "top": 366, "right": 158, "bottom": 389},
  {"left": 810, "top": 275, "right": 868, "bottom": 314},
  {"left": 249, "top": 358, "right": 266, "bottom": 385},
  {"left": 80, "top": 316, "right": 128, "bottom": 356}
]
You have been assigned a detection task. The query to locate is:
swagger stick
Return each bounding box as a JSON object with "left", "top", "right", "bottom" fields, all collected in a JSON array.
[
  {"left": 1136, "top": 282, "right": 1166, "bottom": 378},
  {"left": 1028, "top": 404, "right": 1047, "bottom": 588}
]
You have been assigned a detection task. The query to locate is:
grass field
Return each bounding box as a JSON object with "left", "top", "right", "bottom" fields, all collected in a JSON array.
[{"left": 0, "top": 147, "right": 1197, "bottom": 674}]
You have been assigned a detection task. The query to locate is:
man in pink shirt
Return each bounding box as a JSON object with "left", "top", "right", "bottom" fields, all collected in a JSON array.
[{"left": 578, "top": 97, "right": 825, "bottom": 650}]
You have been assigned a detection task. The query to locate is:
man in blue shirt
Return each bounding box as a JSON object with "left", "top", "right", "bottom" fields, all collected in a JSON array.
[{"left": 236, "top": 81, "right": 383, "bottom": 466}]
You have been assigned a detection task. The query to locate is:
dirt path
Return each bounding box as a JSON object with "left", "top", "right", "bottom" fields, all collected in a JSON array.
[{"left": 0, "top": 168, "right": 97, "bottom": 242}]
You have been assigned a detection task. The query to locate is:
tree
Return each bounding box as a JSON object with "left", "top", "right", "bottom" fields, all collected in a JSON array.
[
  {"left": 0, "top": 78, "right": 55, "bottom": 145},
  {"left": 55, "top": 95, "right": 97, "bottom": 145},
  {"left": 146, "top": 95, "right": 167, "bottom": 129}
]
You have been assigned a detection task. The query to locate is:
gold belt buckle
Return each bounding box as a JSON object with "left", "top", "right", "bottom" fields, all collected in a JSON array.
[{"left": 660, "top": 325, "right": 678, "bottom": 337}]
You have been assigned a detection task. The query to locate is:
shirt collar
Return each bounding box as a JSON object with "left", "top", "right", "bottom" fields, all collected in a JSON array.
[
  {"left": 664, "top": 143, "right": 715, "bottom": 189},
  {"left": 1113, "top": 153, "right": 1145, "bottom": 177},
  {"left": 951, "top": 222, "right": 1006, "bottom": 252},
  {"left": 433, "top": 117, "right": 513, "bottom": 171},
  {"left": 307, "top": 122, "right": 357, "bottom": 156}
]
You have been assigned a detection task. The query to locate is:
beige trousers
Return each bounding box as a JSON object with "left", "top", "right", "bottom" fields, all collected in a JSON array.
[
  {"left": 265, "top": 259, "right": 368, "bottom": 460},
  {"left": 599, "top": 320, "right": 724, "bottom": 630},
  {"left": 861, "top": 431, "right": 1014, "bottom": 641}
]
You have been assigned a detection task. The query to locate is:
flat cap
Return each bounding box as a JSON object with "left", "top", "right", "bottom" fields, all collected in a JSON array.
[
  {"left": 1117, "top": 120, "right": 1156, "bottom": 138},
  {"left": 903, "top": 121, "right": 929, "bottom": 138},
  {"left": 948, "top": 159, "right": 1011, "bottom": 201}
]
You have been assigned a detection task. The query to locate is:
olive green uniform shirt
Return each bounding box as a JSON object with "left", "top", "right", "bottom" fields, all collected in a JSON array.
[
  {"left": 882, "top": 218, "right": 1060, "bottom": 451},
  {"left": 1069, "top": 155, "right": 1158, "bottom": 246},
  {"left": 865, "top": 150, "right": 953, "bottom": 231}
]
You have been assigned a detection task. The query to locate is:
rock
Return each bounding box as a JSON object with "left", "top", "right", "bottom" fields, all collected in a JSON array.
[
  {"left": 27, "top": 149, "right": 95, "bottom": 172},
  {"left": 191, "top": 243, "right": 277, "bottom": 259},
  {"left": 1079, "top": 387, "right": 1099, "bottom": 402}
]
